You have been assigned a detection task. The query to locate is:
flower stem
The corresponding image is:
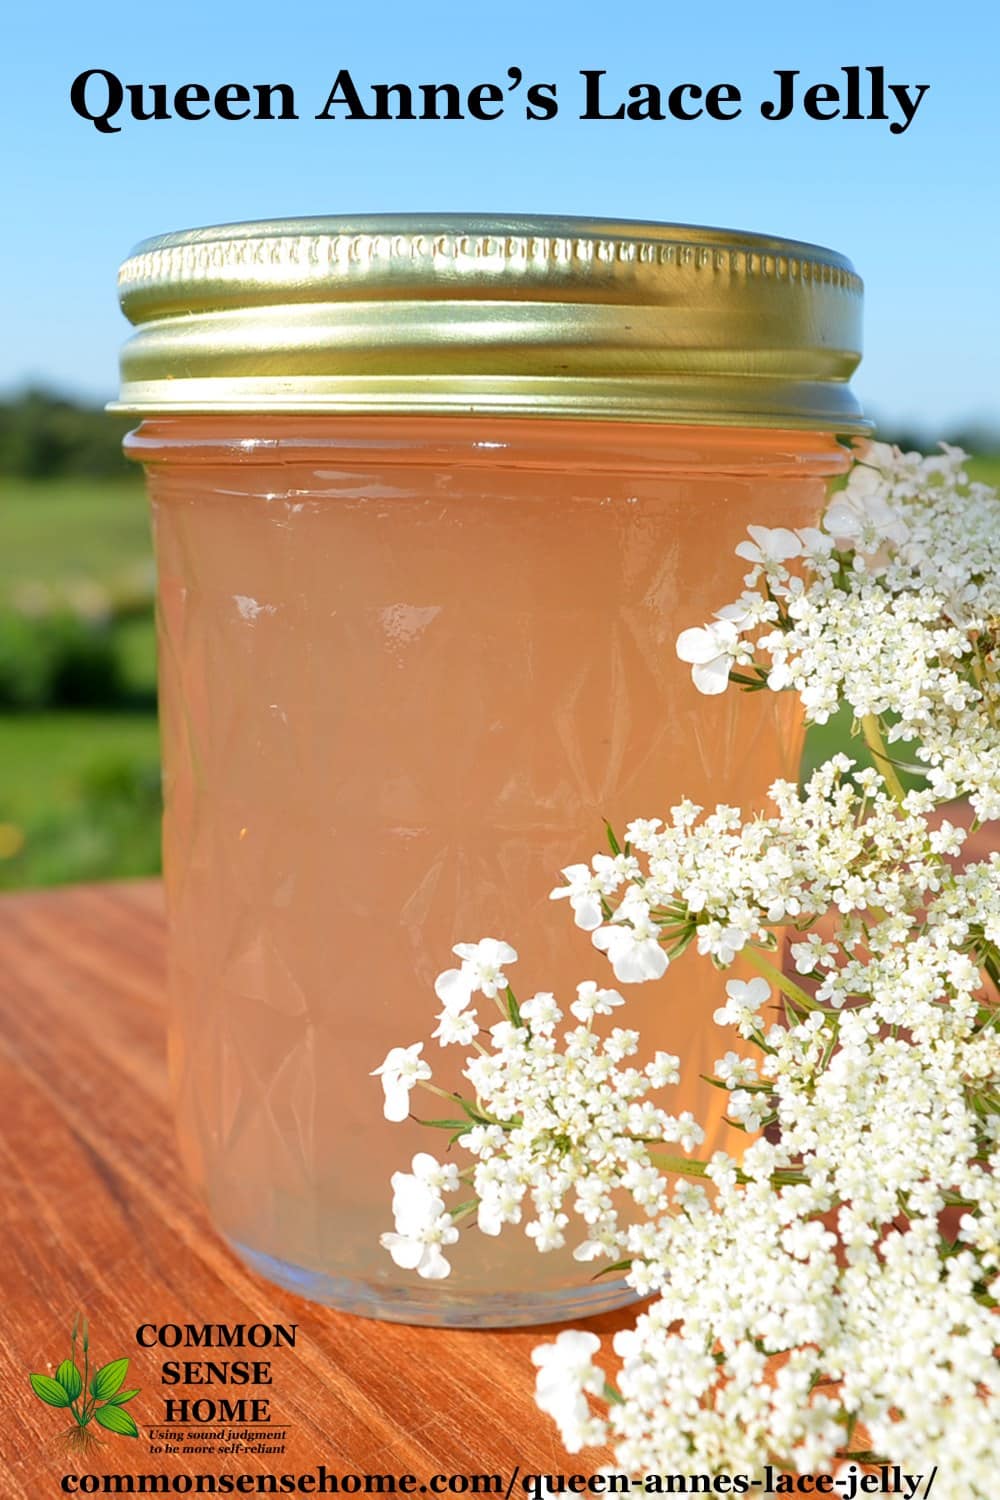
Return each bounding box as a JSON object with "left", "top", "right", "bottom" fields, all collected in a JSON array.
[
  {"left": 860, "top": 713, "right": 907, "bottom": 803},
  {"left": 421, "top": 1081, "right": 464, "bottom": 1102},
  {"left": 646, "top": 1149, "right": 805, "bottom": 1188},
  {"left": 449, "top": 1199, "right": 481, "bottom": 1223},
  {"left": 743, "top": 947, "right": 820, "bottom": 1013},
  {"left": 647, "top": 1152, "right": 709, "bottom": 1178}
]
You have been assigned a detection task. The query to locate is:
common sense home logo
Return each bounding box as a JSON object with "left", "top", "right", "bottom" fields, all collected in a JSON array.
[{"left": 29, "top": 1315, "right": 140, "bottom": 1452}]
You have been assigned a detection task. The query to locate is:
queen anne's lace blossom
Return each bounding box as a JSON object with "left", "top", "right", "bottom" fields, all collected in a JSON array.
[
  {"left": 370, "top": 1042, "right": 431, "bottom": 1122},
  {"left": 379, "top": 1152, "right": 461, "bottom": 1279},
  {"left": 374, "top": 443, "right": 999, "bottom": 1497},
  {"left": 433, "top": 937, "right": 518, "bottom": 1011},
  {"left": 675, "top": 619, "right": 751, "bottom": 695},
  {"left": 680, "top": 440, "right": 1000, "bottom": 820}
]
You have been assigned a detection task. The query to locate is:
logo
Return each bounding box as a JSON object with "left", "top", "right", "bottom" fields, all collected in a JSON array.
[{"left": 29, "top": 1314, "right": 140, "bottom": 1452}]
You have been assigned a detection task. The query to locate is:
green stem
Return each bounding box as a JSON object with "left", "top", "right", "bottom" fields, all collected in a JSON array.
[
  {"left": 647, "top": 1152, "right": 710, "bottom": 1178},
  {"left": 647, "top": 1149, "right": 805, "bottom": 1188},
  {"left": 744, "top": 947, "right": 820, "bottom": 1013},
  {"left": 421, "top": 1081, "right": 466, "bottom": 1103},
  {"left": 416, "top": 1084, "right": 509, "bottom": 1131},
  {"left": 69, "top": 1317, "right": 84, "bottom": 1428},
  {"left": 80, "top": 1318, "right": 93, "bottom": 1426},
  {"left": 860, "top": 713, "right": 907, "bottom": 804}
]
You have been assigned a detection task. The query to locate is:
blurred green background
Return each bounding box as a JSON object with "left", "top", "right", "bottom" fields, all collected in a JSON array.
[
  {"left": 0, "top": 393, "right": 160, "bottom": 890},
  {"left": 1, "top": 388, "right": 998, "bottom": 891}
]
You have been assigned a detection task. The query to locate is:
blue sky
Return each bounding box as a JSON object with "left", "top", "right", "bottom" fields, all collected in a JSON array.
[{"left": 3, "top": 0, "right": 998, "bottom": 432}]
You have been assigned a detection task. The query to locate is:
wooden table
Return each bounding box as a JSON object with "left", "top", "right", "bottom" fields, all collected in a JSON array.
[{"left": 0, "top": 881, "right": 628, "bottom": 1496}]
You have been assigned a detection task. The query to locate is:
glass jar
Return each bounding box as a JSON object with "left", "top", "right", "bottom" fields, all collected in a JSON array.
[{"left": 115, "top": 217, "right": 867, "bottom": 1326}]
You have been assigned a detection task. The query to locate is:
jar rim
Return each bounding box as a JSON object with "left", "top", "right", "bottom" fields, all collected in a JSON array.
[{"left": 112, "top": 213, "right": 871, "bottom": 434}]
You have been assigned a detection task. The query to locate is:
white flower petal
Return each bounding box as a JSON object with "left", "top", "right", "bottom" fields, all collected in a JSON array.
[
  {"left": 416, "top": 1246, "right": 453, "bottom": 1280},
  {"left": 570, "top": 892, "right": 604, "bottom": 931},
  {"left": 691, "top": 657, "right": 732, "bottom": 695},
  {"left": 379, "top": 1233, "right": 426, "bottom": 1271},
  {"left": 433, "top": 967, "right": 475, "bottom": 1013},
  {"left": 675, "top": 626, "right": 719, "bottom": 664}
]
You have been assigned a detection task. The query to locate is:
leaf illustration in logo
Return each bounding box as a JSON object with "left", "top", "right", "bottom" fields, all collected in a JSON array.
[
  {"left": 55, "top": 1359, "right": 83, "bottom": 1401},
  {"left": 90, "top": 1357, "right": 129, "bottom": 1401},
  {"left": 94, "top": 1403, "right": 139, "bottom": 1438},
  {"left": 106, "top": 1387, "right": 140, "bottom": 1406},
  {"left": 29, "top": 1374, "right": 72, "bottom": 1408}
]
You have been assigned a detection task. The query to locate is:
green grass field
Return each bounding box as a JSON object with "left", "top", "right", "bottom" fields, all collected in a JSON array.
[
  {"left": 973, "top": 456, "right": 1000, "bottom": 486},
  {"left": 2, "top": 455, "right": 998, "bottom": 889},
  {"left": 0, "top": 477, "right": 149, "bottom": 599},
  {"left": 0, "top": 477, "right": 159, "bottom": 887}
]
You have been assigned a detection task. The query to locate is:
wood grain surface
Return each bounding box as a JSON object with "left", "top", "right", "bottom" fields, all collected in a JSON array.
[{"left": 0, "top": 881, "right": 628, "bottom": 1498}]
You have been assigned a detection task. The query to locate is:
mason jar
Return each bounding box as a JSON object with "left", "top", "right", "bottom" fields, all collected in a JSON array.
[{"left": 113, "top": 215, "right": 867, "bottom": 1325}]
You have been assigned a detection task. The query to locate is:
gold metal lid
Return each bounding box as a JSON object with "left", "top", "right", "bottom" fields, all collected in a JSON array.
[{"left": 113, "top": 214, "right": 870, "bottom": 432}]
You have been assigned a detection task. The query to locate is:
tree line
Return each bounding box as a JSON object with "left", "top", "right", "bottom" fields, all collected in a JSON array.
[{"left": 0, "top": 390, "right": 134, "bottom": 478}]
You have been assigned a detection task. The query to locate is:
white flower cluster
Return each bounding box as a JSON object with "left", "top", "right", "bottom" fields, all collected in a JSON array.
[
  {"left": 380, "top": 1151, "right": 461, "bottom": 1280},
  {"left": 548, "top": 1173, "right": 998, "bottom": 1491},
  {"left": 374, "top": 938, "right": 701, "bottom": 1267},
  {"left": 678, "top": 442, "right": 1000, "bottom": 821},
  {"left": 551, "top": 758, "right": 954, "bottom": 975},
  {"left": 373, "top": 445, "right": 1000, "bottom": 1495}
]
